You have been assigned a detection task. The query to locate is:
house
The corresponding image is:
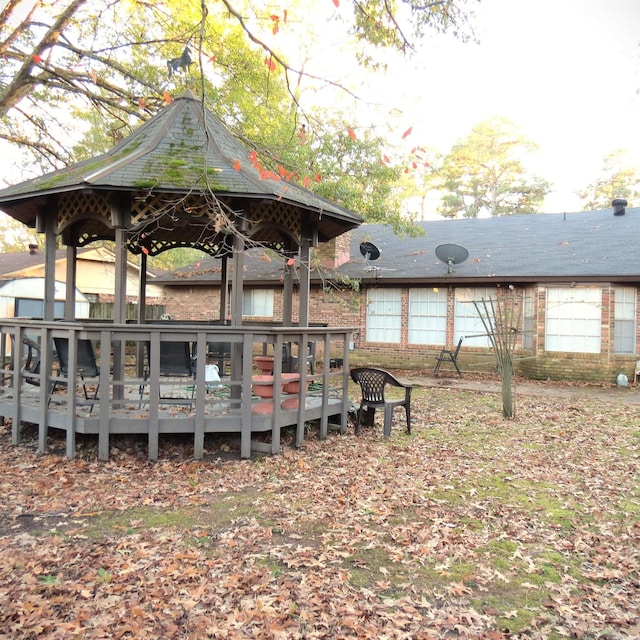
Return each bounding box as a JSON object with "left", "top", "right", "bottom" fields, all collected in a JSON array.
[
  {"left": 154, "top": 201, "right": 640, "bottom": 383},
  {"left": 0, "top": 277, "right": 90, "bottom": 319},
  {"left": 0, "top": 244, "right": 165, "bottom": 314}
]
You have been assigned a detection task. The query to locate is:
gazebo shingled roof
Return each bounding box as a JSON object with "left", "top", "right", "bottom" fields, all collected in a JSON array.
[{"left": 0, "top": 90, "right": 362, "bottom": 258}]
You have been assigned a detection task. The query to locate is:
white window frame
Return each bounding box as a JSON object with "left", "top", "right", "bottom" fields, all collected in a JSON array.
[
  {"left": 454, "top": 287, "right": 497, "bottom": 348},
  {"left": 522, "top": 289, "right": 534, "bottom": 350},
  {"left": 545, "top": 286, "right": 601, "bottom": 354},
  {"left": 366, "top": 288, "right": 401, "bottom": 343},
  {"left": 242, "top": 289, "right": 274, "bottom": 318},
  {"left": 408, "top": 288, "right": 447, "bottom": 345},
  {"left": 614, "top": 286, "right": 636, "bottom": 354}
]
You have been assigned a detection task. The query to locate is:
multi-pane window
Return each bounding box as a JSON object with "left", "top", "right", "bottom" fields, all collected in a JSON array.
[
  {"left": 522, "top": 290, "right": 534, "bottom": 350},
  {"left": 614, "top": 286, "right": 636, "bottom": 354},
  {"left": 408, "top": 288, "right": 447, "bottom": 345},
  {"left": 366, "top": 288, "right": 401, "bottom": 343},
  {"left": 454, "top": 287, "right": 497, "bottom": 348},
  {"left": 242, "top": 289, "right": 274, "bottom": 317},
  {"left": 545, "top": 287, "right": 601, "bottom": 353}
]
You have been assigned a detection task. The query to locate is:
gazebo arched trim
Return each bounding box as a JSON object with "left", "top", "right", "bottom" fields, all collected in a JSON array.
[
  {"left": 246, "top": 221, "right": 299, "bottom": 255},
  {"left": 62, "top": 225, "right": 106, "bottom": 248},
  {"left": 127, "top": 235, "right": 234, "bottom": 258}
]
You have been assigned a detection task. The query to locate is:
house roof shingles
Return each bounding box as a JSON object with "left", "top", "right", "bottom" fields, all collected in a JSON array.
[
  {"left": 156, "top": 208, "right": 640, "bottom": 286},
  {"left": 0, "top": 248, "right": 66, "bottom": 277}
]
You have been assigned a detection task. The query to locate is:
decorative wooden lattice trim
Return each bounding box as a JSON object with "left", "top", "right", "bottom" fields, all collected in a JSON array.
[
  {"left": 55, "top": 189, "right": 304, "bottom": 256},
  {"left": 248, "top": 199, "right": 301, "bottom": 235},
  {"left": 130, "top": 192, "right": 218, "bottom": 226},
  {"left": 57, "top": 192, "right": 110, "bottom": 234}
]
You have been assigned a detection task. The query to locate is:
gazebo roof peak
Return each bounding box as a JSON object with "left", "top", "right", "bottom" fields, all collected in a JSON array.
[{"left": 0, "top": 91, "right": 362, "bottom": 238}]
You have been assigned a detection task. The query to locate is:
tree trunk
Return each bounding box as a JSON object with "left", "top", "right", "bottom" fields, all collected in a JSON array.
[{"left": 500, "top": 356, "right": 514, "bottom": 418}]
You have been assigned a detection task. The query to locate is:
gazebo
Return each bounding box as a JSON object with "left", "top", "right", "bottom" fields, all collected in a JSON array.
[{"left": 0, "top": 90, "right": 362, "bottom": 460}]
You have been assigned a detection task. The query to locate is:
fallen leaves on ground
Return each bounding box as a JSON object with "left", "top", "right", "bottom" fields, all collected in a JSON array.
[{"left": 0, "top": 381, "right": 638, "bottom": 639}]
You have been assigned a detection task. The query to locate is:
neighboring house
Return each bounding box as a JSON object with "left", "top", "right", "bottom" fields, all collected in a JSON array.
[
  {"left": 154, "top": 202, "right": 640, "bottom": 382},
  {"left": 0, "top": 277, "right": 90, "bottom": 319},
  {"left": 0, "top": 244, "right": 164, "bottom": 311}
]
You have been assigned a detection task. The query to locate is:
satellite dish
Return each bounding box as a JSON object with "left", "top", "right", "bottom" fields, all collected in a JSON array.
[
  {"left": 435, "top": 243, "right": 469, "bottom": 274},
  {"left": 359, "top": 241, "right": 381, "bottom": 262}
]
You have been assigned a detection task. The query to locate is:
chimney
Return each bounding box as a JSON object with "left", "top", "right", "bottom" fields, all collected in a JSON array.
[
  {"left": 28, "top": 244, "right": 38, "bottom": 255},
  {"left": 612, "top": 198, "right": 628, "bottom": 216},
  {"left": 314, "top": 233, "right": 352, "bottom": 269}
]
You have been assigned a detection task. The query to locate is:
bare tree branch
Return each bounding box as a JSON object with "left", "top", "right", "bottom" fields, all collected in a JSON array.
[{"left": 0, "top": 0, "right": 88, "bottom": 116}]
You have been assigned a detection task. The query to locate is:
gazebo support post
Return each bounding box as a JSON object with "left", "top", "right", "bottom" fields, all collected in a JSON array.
[
  {"left": 113, "top": 229, "right": 128, "bottom": 325},
  {"left": 240, "top": 328, "right": 254, "bottom": 459},
  {"left": 65, "top": 245, "right": 77, "bottom": 320},
  {"left": 219, "top": 255, "right": 229, "bottom": 322},
  {"left": 230, "top": 215, "right": 246, "bottom": 327},
  {"left": 282, "top": 260, "right": 293, "bottom": 326},
  {"left": 44, "top": 213, "right": 56, "bottom": 321},
  {"left": 230, "top": 213, "right": 246, "bottom": 410},
  {"left": 298, "top": 236, "right": 310, "bottom": 328},
  {"left": 138, "top": 251, "right": 147, "bottom": 322},
  {"left": 112, "top": 229, "right": 128, "bottom": 401},
  {"left": 136, "top": 251, "right": 147, "bottom": 377}
]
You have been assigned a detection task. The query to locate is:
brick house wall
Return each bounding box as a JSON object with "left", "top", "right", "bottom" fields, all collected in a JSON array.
[
  {"left": 160, "top": 279, "right": 640, "bottom": 383},
  {"left": 159, "top": 237, "right": 640, "bottom": 383}
]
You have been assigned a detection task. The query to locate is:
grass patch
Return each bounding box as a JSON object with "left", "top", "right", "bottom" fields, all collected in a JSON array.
[{"left": 80, "top": 489, "right": 275, "bottom": 538}]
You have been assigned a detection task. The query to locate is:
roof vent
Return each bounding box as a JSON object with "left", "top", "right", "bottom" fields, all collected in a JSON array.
[{"left": 612, "top": 198, "right": 628, "bottom": 216}]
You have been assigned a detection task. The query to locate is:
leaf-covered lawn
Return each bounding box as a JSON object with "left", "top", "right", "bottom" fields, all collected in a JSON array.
[{"left": 1, "top": 386, "right": 639, "bottom": 639}]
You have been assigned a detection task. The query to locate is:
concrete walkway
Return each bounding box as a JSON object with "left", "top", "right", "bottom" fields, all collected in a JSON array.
[{"left": 407, "top": 374, "right": 640, "bottom": 404}]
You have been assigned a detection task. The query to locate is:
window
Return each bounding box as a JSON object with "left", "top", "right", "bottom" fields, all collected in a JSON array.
[
  {"left": 408, "top": 288, "right": 447, "bottom": 345},
  {"left": 366, "top": 288, "right": 401, "bottom": 343},
  {"left": 545, "top": 287, "right": 601, "bottom": 353},
  {"left": 242, "top": 289, "right": 274, "bottom": 317},
  {"left": 15, "top": 298, "right": 65, "bottom": 318},
  {"left": 614, "top": 287, "right": 636, "bottom": 354},
  {"left": 454, "top": 287, "right": 497, "bottom": 348},
  {"left": 522, "top": 290, "right": 534, "bottom": 350}
]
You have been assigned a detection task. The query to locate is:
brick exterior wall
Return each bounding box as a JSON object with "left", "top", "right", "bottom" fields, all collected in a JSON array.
[
  {"left": 314, "top": 235, "right": 351, "bottom": 268},
  {"left": 162, "top": 288, "right": 222, "bottom": 321},
  {"left": 162, "top": 279, "right": 640, "bottom": 384}
]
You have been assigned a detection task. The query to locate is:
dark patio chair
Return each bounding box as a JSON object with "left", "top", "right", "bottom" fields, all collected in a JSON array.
[
  {"left": 7, "top": 334, "right": 42, "bottom": 386},
  {"left": 284, "top": 341, "right": 316, "bottom": 374},
  {"left": 350, "top": 367, "right": 412, "bottom": 437},
  {"left": 51, "top": 337, "right": 100, "bottom": 408},
  {"left": 140, "top": 341, "right": 195, "bottom": 408},
  {"left": 434, "top": 337, "right": 463, "bottom": 377}
]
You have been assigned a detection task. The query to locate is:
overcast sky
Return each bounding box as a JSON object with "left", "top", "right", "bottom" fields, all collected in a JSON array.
[
  {"left": 358, "top": 0, "right": 640, "bottom": 212},
  {"left": 3, "top": 0, "right": 638, "bottom": 216}
]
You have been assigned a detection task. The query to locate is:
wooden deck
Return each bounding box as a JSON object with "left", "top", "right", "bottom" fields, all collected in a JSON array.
[{"left": 1, "top": 321, "right": 353, "bottom": 460}]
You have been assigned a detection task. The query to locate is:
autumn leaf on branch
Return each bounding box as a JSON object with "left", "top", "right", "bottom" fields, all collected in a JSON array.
[{"left": 270, "top": 15, "right": 280, "bottom": 35}]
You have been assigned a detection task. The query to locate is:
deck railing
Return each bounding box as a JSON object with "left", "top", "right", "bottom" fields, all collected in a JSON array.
[{"left": 0, "top": 320, "right": 354, "bottom": 460}]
